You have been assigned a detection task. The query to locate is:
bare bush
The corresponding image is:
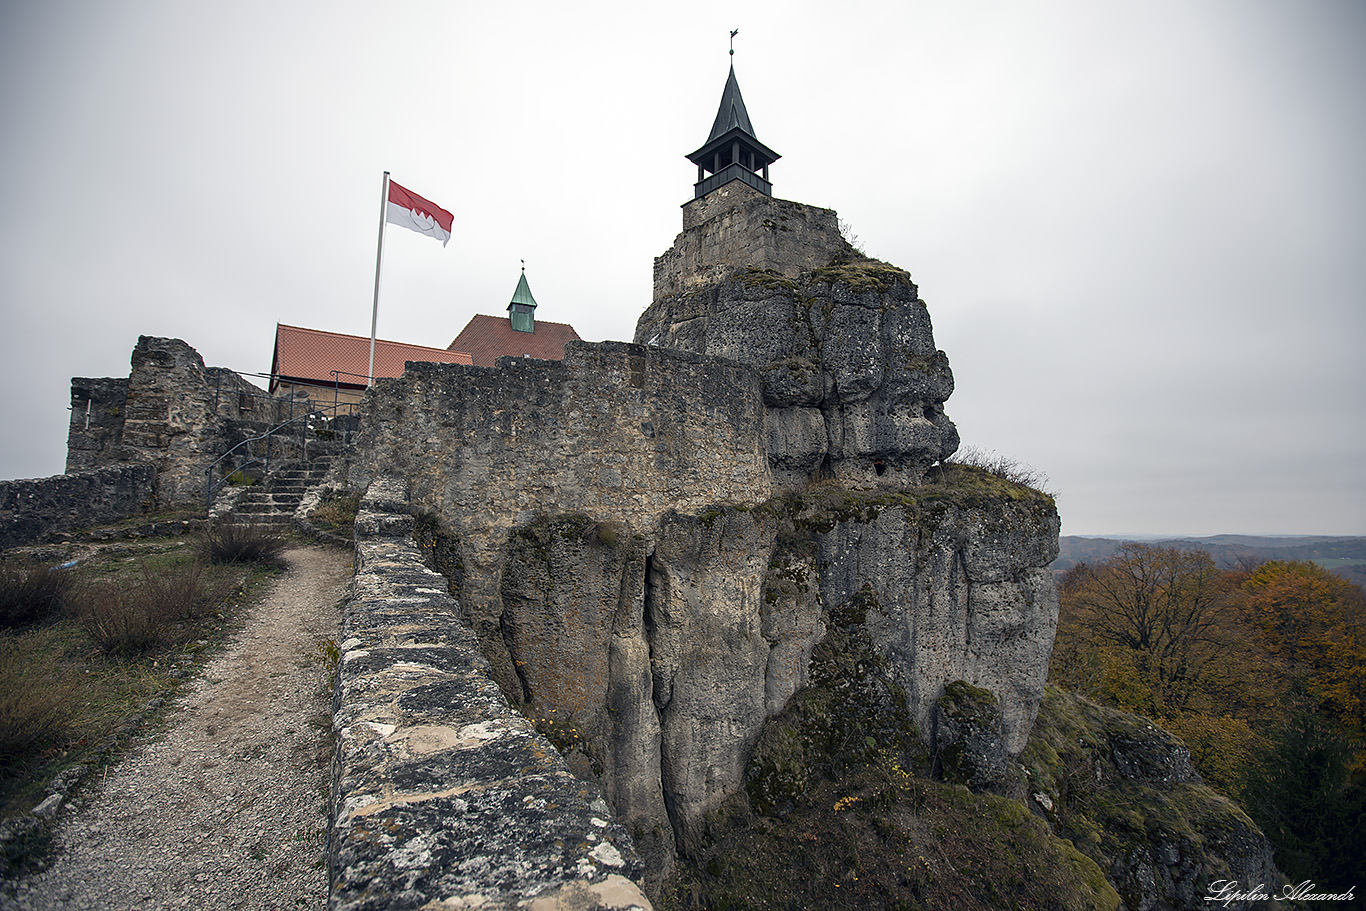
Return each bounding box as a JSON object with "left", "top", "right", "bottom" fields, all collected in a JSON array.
[
  {"left": 201, "top": 521, "right": 287, "bottom": 566},
  {"left": 73, "top": 560, "right": 233, "bottom": 655},
  {"left": 0, "top": 560, "right": 73, "bottom": 628},
  {"left": 308, "top": 491, "right": 361, "bottom": 533}
]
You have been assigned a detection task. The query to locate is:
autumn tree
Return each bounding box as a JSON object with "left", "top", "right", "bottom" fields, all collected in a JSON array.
[
  {"left": 1053, "top": 543, "right": 1241, "bottom": 715},
  {"left": 1241, "top": 560, "right": 1366, "bottom": 738}
]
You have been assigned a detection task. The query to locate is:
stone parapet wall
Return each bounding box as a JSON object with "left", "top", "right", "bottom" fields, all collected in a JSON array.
[
  {"left": 345, "top": 341, "right": 770, "bottom": 530},
  {"left": 0, "top": 463, "right": 156, "bottom": 551},
  {"left": 653, "top": 183, "right": 857, "bottom": 300},
  {"left": 330, "top": 476, "right": 651, "bottom": 911}
]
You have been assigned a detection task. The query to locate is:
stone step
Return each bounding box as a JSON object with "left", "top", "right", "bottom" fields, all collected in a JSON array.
[{"left": 236, "top": 499, "right": 302, "bottom": 511}]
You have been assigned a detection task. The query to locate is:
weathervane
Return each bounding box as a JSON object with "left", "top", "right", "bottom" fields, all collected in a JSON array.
[{"left": 730, "top": 28, "right": 738, "bottom": 56}]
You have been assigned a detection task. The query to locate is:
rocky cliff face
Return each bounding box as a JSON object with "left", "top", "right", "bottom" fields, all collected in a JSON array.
[
  {"left": 635, "top": 261, "right": 959, "bottom": 489},
  {"left": 1022, "top": 686, "right": 1285, "bottom": 911},
  {"left": 342, "top": 192, "right": 1061, "bottom": 883}
]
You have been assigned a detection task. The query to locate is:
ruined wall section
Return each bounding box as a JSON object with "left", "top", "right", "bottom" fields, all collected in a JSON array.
[
  {"left": 0, "top": 463, "right": 156, "bottom": 550},
  {"left": 65, "top": 336, "right": 287, "bottom": 507},
  {"left": 345, "top": 341, "right": 769, "bottom": 531},
  {"left": 65, "top": 378, "right": 130, "bottom": 473},
  {"left": 342, "top": 340, "right": 771, "bottom": 702}
]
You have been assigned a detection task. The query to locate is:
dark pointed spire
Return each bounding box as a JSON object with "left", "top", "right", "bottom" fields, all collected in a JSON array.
[{"left": 706, "top": 65, "right": 757, "bottom": 144}]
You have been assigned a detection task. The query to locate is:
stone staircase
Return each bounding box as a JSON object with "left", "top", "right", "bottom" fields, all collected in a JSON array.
[{"left": 223, "top": 454, "right": 336, "bottom": 529}]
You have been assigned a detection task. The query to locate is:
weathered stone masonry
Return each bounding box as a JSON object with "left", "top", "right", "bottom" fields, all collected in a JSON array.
[
  {"left": 332, "top": 477, "right": 652, "bottom": 911},
  {"left": 67, "top": 335, "right": 302, "bottom": 507},
  {"left": 338, "top": 287, "right": 1061, "bottom": 884},
  {"left": 0, "top": 463, "right": 156, "bottom": 550},
  {"left": 343, "top": 339, "right": 772, "bottom": 685}
]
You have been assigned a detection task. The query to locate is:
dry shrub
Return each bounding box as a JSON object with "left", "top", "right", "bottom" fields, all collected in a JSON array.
[
  {"left": 73, "top": 560, "right": 233, "bottom": 655},
  {"left": 0, "top": 631, "right": 85, "bottom": 763},
  {"left": 0, "top": 560, "right": 73, "bottom": 628},
  {"left": 308, "top": 491, "right": 361, "bottom": 533},
  {"left": 948, "top": 445, "right": 1052, "bottom": 492},
  {"left": 200, "top": 521, "right": 287, "bottom": 566}
]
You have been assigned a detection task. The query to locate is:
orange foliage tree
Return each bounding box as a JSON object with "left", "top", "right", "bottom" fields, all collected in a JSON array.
[{"left": 1241, "top": 560, "right": 1366, "bottom": 739}]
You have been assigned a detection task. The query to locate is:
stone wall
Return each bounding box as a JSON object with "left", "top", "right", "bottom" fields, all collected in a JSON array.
[
  {"left": 65, "top": 377, "right": 130, "bottom": 473},
  {"left": 66, "top": 336, "right": 296, "bottom": 507},
  {"left": 342, "top": 340, "right": 771, "bottom": 690},
  {"left": 0, "top": 463, "right": 156, "bottom": 551},
  {"left": 652, "top": 182, "right": 859, "bottom": 301},
  {"left": 331, "top": 477, "right": 652, "bottom": 911},
  {"left": 333, "top": 197, "right": 1056, "bottom": 885}
]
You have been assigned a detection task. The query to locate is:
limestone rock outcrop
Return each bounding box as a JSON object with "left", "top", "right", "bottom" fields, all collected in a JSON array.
[
  {"left": 1023, "top": 686, "right": 1285, "bottom": 911},
  {"left": 337, "top": 189, "right": 1061, "bottom": 883},
  {"left": 635, "top": 262, "right": 959, "bottom": 489}
]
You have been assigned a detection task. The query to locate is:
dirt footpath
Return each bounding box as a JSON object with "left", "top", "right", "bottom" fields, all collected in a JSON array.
[{"left": 6, "top": 545, "right": 350, "bottom": 911}]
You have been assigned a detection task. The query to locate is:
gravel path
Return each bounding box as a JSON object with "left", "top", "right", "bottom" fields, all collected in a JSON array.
[{"left": 5, "top": 545, "right": 350, "bottom": 911}]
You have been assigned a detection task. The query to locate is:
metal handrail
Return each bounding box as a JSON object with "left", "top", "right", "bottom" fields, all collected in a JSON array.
[{"left": 203, "top": 399, "right": 356, "bottom": 518}]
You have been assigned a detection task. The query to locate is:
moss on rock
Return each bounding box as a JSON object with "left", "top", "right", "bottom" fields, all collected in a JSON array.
[
  {"left": 1021, "top": 687, "right": 1284, "bottom": 910},
  {"left": 810, "top": 258, "right": 914, "bottom": 296}
]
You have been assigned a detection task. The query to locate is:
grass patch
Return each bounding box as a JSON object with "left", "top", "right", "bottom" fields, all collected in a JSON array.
[
  {"left": 945, "top": 445, "right": 1053, "bottom": 495},
  {"left": 776, "top": 464, "right": 1055, "bottom": 538},
  {"left": 0, "top": 533, "right": 275, "bottom": 873},
  {"left": 810, "top": 258, "right": 912, "bottom": 296},
  {"left": 308, "top": 490, "right": 361, "bottom": 534},
  {"left": 0, "top": 628, "right": 85, "bottom": 762},
  {"left": 72, "top": 560, "right": 235, "bottom": 656},
  {"left": 660, "top": 769, "right": 1119, "bottom": 911}
]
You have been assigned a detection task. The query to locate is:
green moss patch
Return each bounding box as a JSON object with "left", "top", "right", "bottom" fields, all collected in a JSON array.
[
  {"left": 777, "top": 466, "right": 1054, "bottom": 537},
  {"left": 1020, "top": 687, "right": 1277, "bottom": 909},
  {"left": 664, "top": 758, "right": 1118, "bottom": 911},
  {"left": 810, "top": 259, "right": 913, "bottom": 296},
  {"left": 741, "top": 267, "right": 798, "bottom": 294}
]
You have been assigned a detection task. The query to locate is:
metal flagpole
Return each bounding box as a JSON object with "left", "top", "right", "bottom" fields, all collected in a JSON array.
[{"left": 368, "top": 171, "right": 390, "bottom": 388}]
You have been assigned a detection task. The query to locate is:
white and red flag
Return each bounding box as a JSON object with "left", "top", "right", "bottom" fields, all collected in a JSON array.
[{"left": 385, "top": 179, "right": 453, "bottom": 246}]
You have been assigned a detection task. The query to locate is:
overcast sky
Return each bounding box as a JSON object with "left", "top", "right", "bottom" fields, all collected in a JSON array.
[{"left": 1, "top": 1, "right": 1362, "bottom": 537}]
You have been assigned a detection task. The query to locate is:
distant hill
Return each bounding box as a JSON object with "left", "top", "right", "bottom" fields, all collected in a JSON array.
[{"left": 1055, "top": 535, "right": 1366, "bottom": 589}]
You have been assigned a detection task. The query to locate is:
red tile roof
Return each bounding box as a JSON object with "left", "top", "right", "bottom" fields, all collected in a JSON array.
[
  {"left": 271, "top": 324, "right": 473, "bottom": 390},
  {"left": 447, "top": 314, "right": 581, "bottom": 368}
]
